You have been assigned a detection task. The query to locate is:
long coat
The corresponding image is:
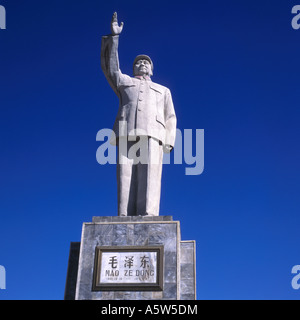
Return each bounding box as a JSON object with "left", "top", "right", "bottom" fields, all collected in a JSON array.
[{"left": 101, "top": 35, "right": 177, "bottom": 150}]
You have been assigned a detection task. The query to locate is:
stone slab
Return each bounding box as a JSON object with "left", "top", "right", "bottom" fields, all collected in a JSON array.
[
  {"left": 180, "top": 241, "right": 196, "bottom": 300},
  {"left": 92, "top": 216, "right": 173, "bottom": 223},
  {"left": 65, "top": 216, "right": 196, "bottom": 300},
  {"left": 75, "top": 219, "right": 179, "bottom": 300}
]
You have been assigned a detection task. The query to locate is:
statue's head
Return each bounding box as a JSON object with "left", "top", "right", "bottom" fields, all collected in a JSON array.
[{"left": 133, "top": 55, "right": 153, "bottom": 77}]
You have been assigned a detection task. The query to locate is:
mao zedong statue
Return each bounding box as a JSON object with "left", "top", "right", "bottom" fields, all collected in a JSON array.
[{"left": 101, "top": 12, "right": 177, "bottom": 217}]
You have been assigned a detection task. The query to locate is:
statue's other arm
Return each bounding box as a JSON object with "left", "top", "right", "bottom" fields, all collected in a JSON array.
[{"left": 164, "top": 89, "right": 177, "bottom": 153}]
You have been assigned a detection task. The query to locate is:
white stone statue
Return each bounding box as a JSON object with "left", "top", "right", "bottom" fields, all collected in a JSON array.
[{"left": 101, "top": 12, "right": 177, "bottom": 216}]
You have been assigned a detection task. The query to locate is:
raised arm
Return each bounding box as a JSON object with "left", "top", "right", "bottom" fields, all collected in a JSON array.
[{"left": 101, "top": 12, "right": 124, "bottom": 95}]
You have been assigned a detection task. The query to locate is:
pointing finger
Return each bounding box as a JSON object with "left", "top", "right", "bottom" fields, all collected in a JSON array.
[{"left": 112, "top": 12, "right": 117, "bottom": 22}]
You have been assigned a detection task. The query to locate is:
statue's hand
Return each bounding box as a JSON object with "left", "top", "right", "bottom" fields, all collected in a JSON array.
[
  {"left": 111, "top": 12, "right": 124, "bottom": 35},
  {"left": 163, "top": 144, "right": 173, "bottom": 153}
]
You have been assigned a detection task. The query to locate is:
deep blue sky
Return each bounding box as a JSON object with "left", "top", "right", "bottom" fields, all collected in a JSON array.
[{"left": 1, "top": 0, "right": 300, "bottom": 300}]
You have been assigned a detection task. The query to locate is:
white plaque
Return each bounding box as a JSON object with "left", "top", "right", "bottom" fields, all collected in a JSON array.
[
  {"left": 100, "top": 251, "right": 157, "bottom": 283},
  {"left": 93, "top": 246, "right": 164, "bottom": 291}
]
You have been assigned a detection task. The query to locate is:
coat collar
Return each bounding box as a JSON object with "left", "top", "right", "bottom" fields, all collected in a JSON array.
[{"left": 134, "top": 75, "right": 152, "bottom": 81}]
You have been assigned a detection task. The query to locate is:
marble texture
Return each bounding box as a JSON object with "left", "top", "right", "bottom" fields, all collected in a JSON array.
[
  {"left": 180, "top": 241, "right": 196, "bottom": 300},
  {"left": 65, "top": 216, "right": 196, "bottom": 300}
]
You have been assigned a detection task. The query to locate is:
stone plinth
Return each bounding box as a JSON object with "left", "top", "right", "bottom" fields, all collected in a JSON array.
[{"left": 64, "top": 216, "right": 196, "bottom": 300}]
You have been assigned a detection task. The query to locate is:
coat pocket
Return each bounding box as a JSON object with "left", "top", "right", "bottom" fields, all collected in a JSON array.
[
  {"left": 149, "top": 84, "right": 163, "bottom": 94},
  {"left": 156, "top": 114, "right": 165, "bottom": 128}
]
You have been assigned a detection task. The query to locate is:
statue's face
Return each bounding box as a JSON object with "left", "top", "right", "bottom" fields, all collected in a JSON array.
[{"left": 133, "top": 59, "right": 152, "bottom": 77}]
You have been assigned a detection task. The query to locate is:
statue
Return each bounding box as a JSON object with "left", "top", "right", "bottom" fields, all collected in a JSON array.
[{"left": 101, "top": 12, "right": 177, "bottom": 216}]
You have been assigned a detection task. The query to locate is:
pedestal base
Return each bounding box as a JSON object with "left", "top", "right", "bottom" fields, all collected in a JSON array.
[{"left": 64, "top": 216, "right": 196, "bottom": 300}]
